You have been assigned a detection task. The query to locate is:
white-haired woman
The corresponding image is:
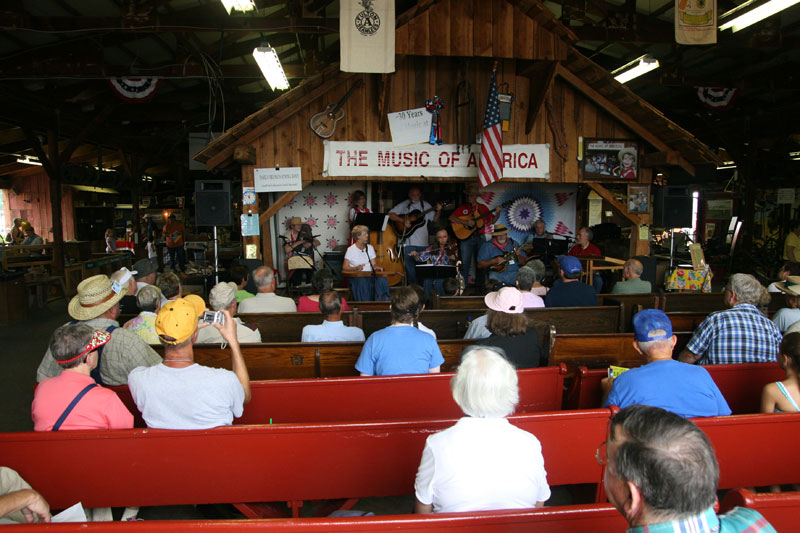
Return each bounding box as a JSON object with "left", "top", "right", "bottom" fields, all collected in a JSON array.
[{"left": 414, "top": 346, "right": 550, "bottom": 513}]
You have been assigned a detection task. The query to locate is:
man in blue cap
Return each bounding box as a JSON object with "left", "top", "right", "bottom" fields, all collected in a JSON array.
[
  {"left": 601, "top": 309, "right": 731, "bottom": 418},
  {"left": 544, "top": 255, "right": 597, "bottom": 307}
]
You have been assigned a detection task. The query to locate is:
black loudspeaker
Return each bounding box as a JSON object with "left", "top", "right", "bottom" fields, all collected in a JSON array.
[
  {"left": 195, "top": 180, "right": 232, "bottom": 226},
  {"left": 653, "top": 186, "right": 693, "bottom": 229}
]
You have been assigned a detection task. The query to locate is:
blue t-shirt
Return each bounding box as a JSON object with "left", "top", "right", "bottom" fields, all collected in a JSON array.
[
  {"left": 355, "top": 325, "right": 444, "bottom": 376},
  {"left": 605, "top": 359, "right": 731, "bottom": 418}
]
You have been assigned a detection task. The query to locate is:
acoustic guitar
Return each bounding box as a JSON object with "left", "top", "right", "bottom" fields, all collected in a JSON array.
[
  {"left": 391, "top": 202, "right": 454, "bottom": 241},
  {"left": 309, "top": 79, "right": 364, "bottom": 138},
  {"left": 450, "top": 200, "right": 514, "bottom": 240}
]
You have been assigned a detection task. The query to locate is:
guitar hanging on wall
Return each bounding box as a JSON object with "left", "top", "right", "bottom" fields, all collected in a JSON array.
[{"left": 309, "top": 78, "right": 364, "bottom": 139}]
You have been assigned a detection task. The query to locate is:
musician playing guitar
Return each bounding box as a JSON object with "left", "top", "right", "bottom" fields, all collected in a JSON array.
[
  {"left": 449, "top": 183, "right": 501, "bottom": 290},
  {"left": 477, "top": 223, "right": 528, "bottom": 289},
  {"left": 388, "top": 186, "right": 442, "bottom": 285}
]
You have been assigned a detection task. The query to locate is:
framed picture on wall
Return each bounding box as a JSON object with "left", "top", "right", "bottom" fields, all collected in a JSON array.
[
  {"left": 582, "top": 139, "right": 639, "bottom": 180},
  {"left": 628, "top": 184, "right": 650, "bottom": 213}
]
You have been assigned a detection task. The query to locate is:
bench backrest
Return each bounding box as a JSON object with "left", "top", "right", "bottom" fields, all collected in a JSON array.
[
  {"left": 152, "top": 340, "right": 473, "bottom": 380},
  {"left": 721, "top": 489, "right": 799, "bottom": 533},
  {"left": 0, "top": 409, "right": 612, "bottom": 510},
  {"left": 432, "top": 295, "right": 487, "bottom": 309},
  {"left": 111, "top": 365, "right": 567, "bottom": 427},
  {"left": 549, "top": 333, "right": 646, "bottom": 377},
  {"left": 600, "top": 294, "right": 660, "bottom": 332},
  {"left": 660, "top": 292, "right": 724, "bottom": 313},
  {"left": 666, "top": 311, "right": 708, "bottom": 332},
  {"left": 564, "top": 362, "right": 784, "bottom": 413},
  {"left": 238, "top": 312, "right": 356, "bottom": 342},
  {"left": 695, "top": 413, "right": 800, "bottom": 490}
]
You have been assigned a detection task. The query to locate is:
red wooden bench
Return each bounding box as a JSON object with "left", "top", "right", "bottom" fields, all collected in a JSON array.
[
  {"left": 563, "top": 363, "right": 784, "bottom": 413},
  {"left": 6, "top": 504, "right": 628, "bottom": 532},
  {"left": 720, "top": 488, "right": 800, "bottom": 532},
  {"left": 110, "top": 364, "right": 568, "bottom": 427},
  {"left": 0, "top": 409, "right": 612, "bottom": 516}
]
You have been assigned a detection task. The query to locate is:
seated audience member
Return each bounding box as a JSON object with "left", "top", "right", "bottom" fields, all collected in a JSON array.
[
  {"left": 410, "top": 284, "right": 437, "bottom": 339},
  {"left": 343, "top": 225, "right": 390, "bottom": 301},
  {"left": 21, "top": 226, "right": 43, "bottom": 246},
  {"left": 355, "top": 287, "right": 444, "bottom": 376},
  {"left": 0, "top": 467, "right": 50, "bottom": 524},
  {"left": 467, "top": 287, "right": 543, "bottom": 369},
  {"left": 230, "top": 265, "right": 255, "bottom": 303},
  {"left": 110, "top": 266, "right": 139, "bottom": 315},
  {"left": 527, "top": 259, "right": 548, "bottom": 297},
  {"left": 32, "top": 324, "right": 133, "bottom": 431},
  {"left": 156, "top": 271, "right": 182, "bottom": 301},
  {"left": 128, "top": 295, "right": 251, "bottom": 429},
  {"left": 515, "top": 265, "right": 545, "bottom": 308},
  {"left": 761, "top": 332, "right": 800, "bottom": 413},
  {"left": 237, "top": 266, "right": 297, "bottom": 313},
  {"left": 767, "top": 261, "right": 800, "bottom": 293},
  {"left": 602, "top": 309, "right": 730, "bottom": 418},
  {"left": 544, "top": 255, "right": 597, "bottom": 307},
  {"left": 611, "top": 258, "right": 652, "bottom": 294},
  {"left": 773, "top": 276, "right": 800, "bottom": 332},
  {"left": 132, "top": 258, "right": 157, "bottom": 294},
  {"left": 123, "top": 285, "right": 162, "bottom": 344},
  {"left": 603, "top": 405, "right": 776, "bottom": 532},
  {"left": 196, "top": 282, "right": 262, "bottom": 344},
  {"left": 414, "top": 347, "right": 550, "bottom": 513},
  {"left": 679, "top": 274, "right": 781, "bottom": 365},
  {"left": 297, "top": 269, "right": 351, "bottom": 312},
  {"left": 301, "top": 290, "right": 365, "bottom": 342},
  {"left": 442, "top": 277, "right": 460, "bottom": 296},
  {"left": 568, "top": 226, "right": 603, "bottom": 292},
  {"left": 37, "top": 275, "right": 162, "bottom": 386}
]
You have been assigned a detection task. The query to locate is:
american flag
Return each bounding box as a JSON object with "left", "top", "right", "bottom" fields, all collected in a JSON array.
[{"left": 478, "top": 69, "right": 503, "bottom": 188}]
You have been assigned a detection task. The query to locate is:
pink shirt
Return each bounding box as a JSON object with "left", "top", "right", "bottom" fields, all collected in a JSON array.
[
  {"left": 32, "top": 371, "right": 133, "bottom": 431},
  {"left": 296, "top": 296, "right": 351, "bottom": 313},
  {"left": 522, "top": 292, "right": 545, "bottom": 308}
]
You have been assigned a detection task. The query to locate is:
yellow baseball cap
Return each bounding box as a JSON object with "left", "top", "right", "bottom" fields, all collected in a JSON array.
[{"left": 155, "top": 295, "right": 206, "bottom": 345}]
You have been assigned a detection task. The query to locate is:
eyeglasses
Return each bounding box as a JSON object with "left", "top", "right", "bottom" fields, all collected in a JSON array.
[{"left": 596, "top": 441, "right": 608, "bottom": 467}]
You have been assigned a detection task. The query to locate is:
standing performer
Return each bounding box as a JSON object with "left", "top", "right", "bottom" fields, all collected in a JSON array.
[
  {"left": 343, "top": 225, "right": 390, "bottom": 301},
  {"left": 449, "top": 183, "right": 500, "bottom": 289},
  {"left": 284, "top": 218, "right": 319, "bottom": 286},
  {"left": 162, "top": 214, "right": 185, "bottom": 272},
  {"left": 477, "top": 224, "right": 528, "bottom": 289},
  {"left": 388, "top": 186, "right": 442, "bottom": 285},
  {"left": 410, "top": 229, "right": 458, "bottom": 301},
  {"left": 348, "top": 190, "right": 371, "bottom": 246}
]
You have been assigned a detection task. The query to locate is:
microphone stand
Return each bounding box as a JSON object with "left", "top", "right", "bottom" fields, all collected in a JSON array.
[{"left": 363, "top": 245, "right": 377, "bottom": 301}]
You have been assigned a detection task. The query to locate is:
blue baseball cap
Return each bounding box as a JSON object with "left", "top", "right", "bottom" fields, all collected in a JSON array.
[
  {"left": 632, "top": 309, "right": 673, "bottom": 342},
  {"left": 557, "top": 255, "right": 582, "bottom": 276}
]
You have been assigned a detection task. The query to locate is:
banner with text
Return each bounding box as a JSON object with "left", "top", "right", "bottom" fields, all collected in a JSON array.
[{"left": 323, "top": 141, "right": 550, "bottom": 179}]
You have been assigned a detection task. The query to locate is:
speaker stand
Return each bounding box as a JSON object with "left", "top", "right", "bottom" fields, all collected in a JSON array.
[
  {"left": 669, "top": 228, "right": 675, "bottom": 270},
  {"left": 213, "top": 226, "right": 220, "bottom": 285}
]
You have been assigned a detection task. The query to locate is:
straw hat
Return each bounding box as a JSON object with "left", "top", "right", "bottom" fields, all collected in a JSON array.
[
  {"left": 618, "top": 147, "right": 637, "bottom": 161},
  {"left": 777, "top": 276, "right": 800, "bottom": 297},
  {"left": 289, "top": 217, "right": 303, "bottom": 226},
  {"left": 68, "top": 275, "right": 127, "bottom": 321},
  {"left": 491, "top": 223, "right": 510, "bottom": 236}
]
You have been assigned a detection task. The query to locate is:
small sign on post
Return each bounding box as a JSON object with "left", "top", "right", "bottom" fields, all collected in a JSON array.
[
  {"left": 254, "top": 167, "right": 303, "bottom": 193},
  {"left": 387, "top": 107, "right": 432, "bottom": 147}
]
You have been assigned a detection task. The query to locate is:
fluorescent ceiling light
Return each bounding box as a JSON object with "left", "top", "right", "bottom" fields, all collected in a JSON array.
[
  {"left": 719, "top": 0, "right": 800, "bottom": 32},
  {"left": 16, "top": 157, "right": 42, "bottom": 166},
  {"left": 717, "top": 164, "right": 737, "bottom": 170},
  {"left": 612, "top": 55, "right": 660, "bottom": 84},
  {"left": 220, "top": 0, "right": 255, "bottom": 15},
  {"left": 253, "top": 46, "right": 290, "bottom": 91},
  {"left": 70, "top": 185, "right": 120, "bottom": 194}
]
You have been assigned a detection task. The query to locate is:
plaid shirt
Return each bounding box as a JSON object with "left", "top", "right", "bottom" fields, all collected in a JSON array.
[
  {"left": 687, "top": 304, "right": 781, "bottom": 365},
  {"left": 627, "top": 506, "right": 776, "bottom": 533}
]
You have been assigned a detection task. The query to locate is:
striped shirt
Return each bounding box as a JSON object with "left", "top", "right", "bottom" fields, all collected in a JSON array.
[
  {"left": 627, "top": 506, "right": 775, "bottom": 533},
  {"left": 686, "top": 304, "right": 781, "bottom": 365}
]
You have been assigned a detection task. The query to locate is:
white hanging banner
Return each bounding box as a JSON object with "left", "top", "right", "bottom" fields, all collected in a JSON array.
[
  {"left": 675, "top": 0, "right": 716, "bottom": 45},
  {"left": 323, "top": 141, "right": 550, "bottom": 179},
  {"left": 340, "top": 0, "right": 395, "bottom": 73},
  {"left": 254, "top": 167, "right": 303, "bottom": 192}
]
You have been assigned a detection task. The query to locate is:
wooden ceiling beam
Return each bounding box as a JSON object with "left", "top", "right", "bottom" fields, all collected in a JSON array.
[{"left": 0, "top": 61, "right": 314, "bottom": 79}]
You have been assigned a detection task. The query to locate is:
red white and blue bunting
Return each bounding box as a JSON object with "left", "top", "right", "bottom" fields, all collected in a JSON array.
[
  {"left": 108, "top": 77, "right": 162, "bottom": 103},
  {"left": 696, "top": 87, "right": 738, "bottom": 110}
]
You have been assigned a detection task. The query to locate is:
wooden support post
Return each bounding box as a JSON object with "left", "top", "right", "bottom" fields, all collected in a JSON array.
[
  {"left": 47, "top": 128, "right": 64, "bottom": 275},
  {"left": 377, "top": 73, "right": 393, "bottom": 133}
]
